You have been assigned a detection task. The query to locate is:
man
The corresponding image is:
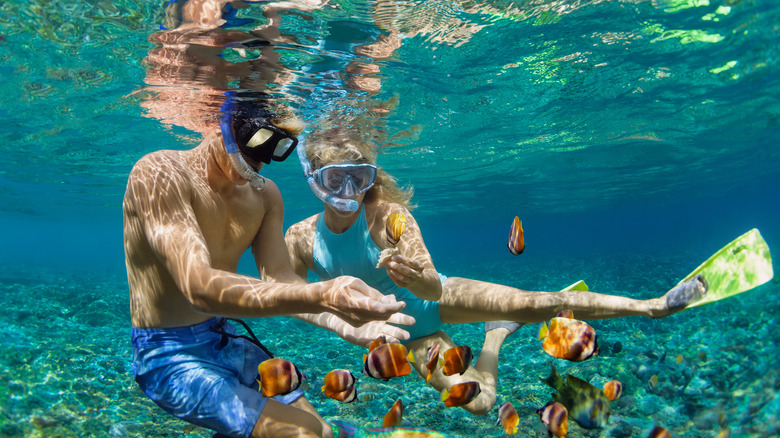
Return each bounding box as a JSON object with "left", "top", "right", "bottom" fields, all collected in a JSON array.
[{"left": 123, "top": 99, "right": 413, "bottom": 438}]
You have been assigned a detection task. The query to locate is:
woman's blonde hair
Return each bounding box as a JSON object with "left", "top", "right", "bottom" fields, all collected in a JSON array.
[{"left": 305, "top": 126, "right": 415, "bottom": 209}]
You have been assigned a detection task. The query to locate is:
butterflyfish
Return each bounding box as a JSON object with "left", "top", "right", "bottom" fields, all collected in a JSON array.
[
  {"left": 440, "top": 346, "right": 472, "bottom": 377},
  {"left": 441, "top": 381, "right": 481, "bottom": 407},
  {"left": 322, "top": 369, "right": 357, "bottom": 403},
  {"left": 537, "top": 401, "right": 568, "bottom": 438},
  {"left": 257, "top": 358, "right": 302, "bottom": 397},
  {"left": 507, "top": 216, "right": 525, "bottom": 255},
  {"left": 648, "top": 426, "right": 672, "bottom": 438},
  {"left": 602, "top": 380, "right": 623, "bottom": 401},
  {"left": 424, "top": 342, "right": 441, "bottom": 382},
  {"left": 538, "top": 314, "right": 599, "bottom": 362},
  {"left": 556, "top": 310, "right": 574, "bottom": 319},
  {"left": 497, "top": 401, "right": 519, "bottom": 435},
  {"left": 369, "top": 335, "right": 388, "bottom": 352},
  {"left": 382, "top": 399, "right": 404, "bottom": 427},
  {"left": 541, "top": 364, "right": 610, "bottom": 429},
  {"left": 386, "top": 212, "right": 407, "bottom": 245},
  {"left": 363, "top": 342, "right": 412, "bottom": 381}
]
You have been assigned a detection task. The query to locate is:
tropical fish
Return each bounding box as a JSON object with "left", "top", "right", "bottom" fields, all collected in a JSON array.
[
  {"left": 538, "top": 313, "right": 599, "bottom": 362},
  {"left": 386, "top": 212, "right": 407, "bottom": 245},
  {"left": 537, "top": 401, "right": 568, "bottom": 438},
  {"left": 648, "top": 374, "right": 658, "bottom": 390},
  {"left": 331, "top": 420, "right": 456, "bottom": 438},
  {"left": 370, "top": 335, "right": 388, "bottom": 352},
  {"left": 541, "top": 364, "right": 611, "bottom": 429},
  {"left": 508, "top": 216, "right": 525, "bottom": 255},
  {"left": 424, "top": 342, "right": 441, "bottom": 382},
  {"left": 602, "top": 380, "right": 622, "bottom": 402},
  {"left": 322, "top": 369, "right": 357, "bottom": 403},
  {"left": 497, "top": 401, "right": 519, "bottom": 435},
  {"left": 441, "top": 346, "right": 472, "bottom": 376},
  {"left": 382, "top": 399, "right": 404, "bottom": 427},
  {"left": 363, "top": 342, "right": 412, "bottom": 381},
  {"left": 257, "top": 358, "right": 302, "bottom": 397},
  {"left": 648, "top": 425, "right": 672, "bottom": 438},
  {"left": 441, "top": 381, "right": 481, "bottom": 408}
]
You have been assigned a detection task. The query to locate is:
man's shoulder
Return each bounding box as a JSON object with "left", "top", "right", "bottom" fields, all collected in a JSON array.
[{"left": 129, "top": 150, "right": 186, "bottom": 181}]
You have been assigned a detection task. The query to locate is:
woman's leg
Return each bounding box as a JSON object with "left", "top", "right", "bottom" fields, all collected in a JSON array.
[
  {"left": 438, "top": 276, "right": 705, "bottom": 324},
  {"left": 406, "top": 331, "right": 503, "bottom": 416}
]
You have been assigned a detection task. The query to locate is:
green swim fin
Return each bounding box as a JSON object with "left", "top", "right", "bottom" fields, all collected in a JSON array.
[
  {"left": 677, "top": 228, "right": 773, "bottom": 308},
  {"left": 560, "top": 280, "right": 589, "bottom": 292}
]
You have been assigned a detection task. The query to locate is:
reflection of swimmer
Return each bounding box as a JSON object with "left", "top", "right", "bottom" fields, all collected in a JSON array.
[
  {"left": 284, "top": 125, "right": 707, "bottom": 416},
  {"left": 125, "top": 95, "right": 413, "bottom": 437}
]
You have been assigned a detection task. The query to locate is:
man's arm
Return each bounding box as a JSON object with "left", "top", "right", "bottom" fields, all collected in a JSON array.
[{"left": 127, "top": 159, "right": 403, "bottom": 325}]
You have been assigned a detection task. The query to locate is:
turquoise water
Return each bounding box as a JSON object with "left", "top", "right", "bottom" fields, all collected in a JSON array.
[{"left": 1, "top": 0, "right": 779, "bottom": 436}]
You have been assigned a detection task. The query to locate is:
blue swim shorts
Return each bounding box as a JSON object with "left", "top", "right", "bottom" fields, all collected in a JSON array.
[{"left": 131, "top": 318, "right": 303, "bottom": 438}]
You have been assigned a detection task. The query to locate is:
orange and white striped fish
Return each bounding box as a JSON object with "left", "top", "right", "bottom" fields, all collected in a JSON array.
[
  {"left": 648, "top": 425, "right": 672, "bottom": 438},
  {"left": 603, "top": 380, "right": 623, "bottom": 401},
  {"left": 322, "top": 369, "right": 357, "bottom": 403},
  {"left": 507, "top": 216, "right": 525, "bottom": 255},
  {"left": 363, "top": 342, "right": 412, "bottom": 381},
  {"left": 441, "top": 346, "right": 472, "bottom": 377},
  {"left": 537, "top": 401, "right": 568, "bottom": 438},
  {"left": 441, "top": 381, "right": 481, "bottom": 408},
  {"left": 257, "top": 358, "right": 302, "bottom": 397},
  {"left": 496, "top": 402, "right": 519, "bottom": 435},
  {"left": 382, "top": 399, "right": 404, "bottom": 427},
  {"left": 538, "top": 313, "right": 599, "bottom": 362}
]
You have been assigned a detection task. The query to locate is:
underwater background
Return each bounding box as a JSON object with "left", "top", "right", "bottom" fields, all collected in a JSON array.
[{"left": 0, "top": 0, "right": 778, "bottom": 437}]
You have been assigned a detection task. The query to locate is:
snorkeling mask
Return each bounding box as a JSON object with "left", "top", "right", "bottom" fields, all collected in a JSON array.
[
  {"left": 297, "top": 143, "right": 377, "bottom": 212},
  {"left": 220, "top": 95, "right": 299, "bottom": 190}
]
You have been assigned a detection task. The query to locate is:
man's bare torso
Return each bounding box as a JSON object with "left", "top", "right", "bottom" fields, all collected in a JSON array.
[{"left": 124, "top": 139, "right": 267, "bottom": 328}]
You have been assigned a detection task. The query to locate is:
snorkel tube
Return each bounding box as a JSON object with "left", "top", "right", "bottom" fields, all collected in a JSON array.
[
  {"left": 220, "top": 95, "right": 266, "bottom": 191},
  {"left": 297, "top": 140, "right": 359, "bottom": 212}
]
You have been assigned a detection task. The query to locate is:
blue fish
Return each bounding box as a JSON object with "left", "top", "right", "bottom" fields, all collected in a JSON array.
[
  {"left": 331, "top": 420, "right": 455, "bottom": 438},
  {"left": 540, "top": 364, "right": 611, "bottom": 429}
]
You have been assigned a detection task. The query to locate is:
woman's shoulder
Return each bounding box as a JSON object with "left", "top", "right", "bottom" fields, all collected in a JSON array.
[{"left": 286, "top": 213, "right": 320, "bottom": 235}]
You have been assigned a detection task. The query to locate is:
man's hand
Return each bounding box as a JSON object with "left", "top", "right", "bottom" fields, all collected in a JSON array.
[
  {"left": 337, "top": 313, "right": 416, "bottom": 347},
  {"left": 320, "top": 276, "right": 408, "bottom": 327}
]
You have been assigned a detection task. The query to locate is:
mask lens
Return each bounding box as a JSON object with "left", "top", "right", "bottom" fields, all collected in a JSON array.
[
  {"left": 273, "top": 138, "right": 295, "bottom": 159},
  {"left": 318, "top": 165, "right": 377, "bottom": 196},
  {"left": 246, "top": 128, "right": 274, "bottom": 148}
]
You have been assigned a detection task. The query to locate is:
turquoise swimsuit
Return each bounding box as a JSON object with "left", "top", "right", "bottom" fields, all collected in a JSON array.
[{"left": 312, "top": 207, "right": 443, "bottom": 342}]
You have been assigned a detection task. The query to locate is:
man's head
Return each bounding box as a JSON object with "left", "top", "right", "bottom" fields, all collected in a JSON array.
[{"left": 231, "top": 100, "right": 304, "bottom": 169}]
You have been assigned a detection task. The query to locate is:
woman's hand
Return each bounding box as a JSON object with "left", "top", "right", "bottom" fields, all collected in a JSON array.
[
  {"left": 337, "top": 313, "right": 415, "bottom": 347},
  {"left": 385, "top": 255, "right": 442, "bottom": 301}
]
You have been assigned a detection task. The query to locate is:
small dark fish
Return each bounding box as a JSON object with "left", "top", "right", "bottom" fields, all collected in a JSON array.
[
  {"left": 538, "top": 315, "right": 599, "bottom": 362},
  {"left": 541, "top": 364, "right": 610, "bottom": 429},
  {"left": 382, "top": 399, "right": 404, "bottom": 427},
  {"left": 603, "top": 380, "right": 622, "bottom": 401},
  {"left": 441, "top": 346, "right": 472, "bottom": 376},
  {"left": 442, "top": 381, "right": 481, "bottom": 407},
  {"left": 363, "top": 342, "right": 412, "bottom": 381},
  {"left": 497, "top": 402, "right": 519, "bottom": 435},
  {"left": 322, "top": 369, "right": 357, "bottom": 403},
  {"left": 648, "top": 425, "right": 672, "bottom": 438},
  {"left": 257, "top": 358, "right": 302, "bottom": 397},
  {"left": 537, "top": 401, "right": 568, "bottom": 438},
  {"left": 508, "top": 216, "right": 525, "bottom": 255}
]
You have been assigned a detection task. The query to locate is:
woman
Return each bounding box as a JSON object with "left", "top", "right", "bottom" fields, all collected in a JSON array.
[{"left": 284, "top": 126, "right": 706, "bottom": 415}]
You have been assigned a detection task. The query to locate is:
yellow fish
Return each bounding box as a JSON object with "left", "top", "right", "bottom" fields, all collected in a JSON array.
[
  {"left": 603, "top": 380, "right": 622, "bottom": 401},
  {"left": 257, "top": 358, "right": 302, "bottom": 397},
  {"left": 441, "top": 381, "right": 481, "bottom": 407},
  {"left": 386, "top": 212, "right": 407, "bottom": 245},
  {"left": 537, "top": 401, "right": 568, "bottom": 438},
  {"left": 507, "top": 216, "right": 525, "bottom": 255},
  {"left": 363, "top": 342, "right": 412, "bottom": 381},
  {"left": 440, "top": 346, "right": 472, "bottom": 377},
  {"left": 538, "top": 312, "right": 599, "bottom": 362},
  {"left": 382, "top": 399, "right": 404, "bottom": 427},
  {"left": 322, "top": 369, "right": 357, "bottom": 403},
  {"left": 497, "top": 402, "right": 519, "bottom": 435}
]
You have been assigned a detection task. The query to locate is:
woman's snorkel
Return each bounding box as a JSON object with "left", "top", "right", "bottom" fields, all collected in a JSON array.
[
  {"left": 220, "top": 97, "right": 266, "bottom": 191},
  {"left": 297, "top": 140, "right": 359, "bottom": 212}
]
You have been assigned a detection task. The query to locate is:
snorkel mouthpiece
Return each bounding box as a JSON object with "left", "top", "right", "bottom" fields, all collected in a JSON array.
[
  {"left": 297, "top": 142, "right": 359, "bottom": 212},
  {"left": 221, "top": 97, "right": 266, "bottom": 190}
]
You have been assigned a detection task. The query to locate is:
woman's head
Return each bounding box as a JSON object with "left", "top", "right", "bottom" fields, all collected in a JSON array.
[{"left": 305, "top": 126, "right": 414, "bottom": 209}]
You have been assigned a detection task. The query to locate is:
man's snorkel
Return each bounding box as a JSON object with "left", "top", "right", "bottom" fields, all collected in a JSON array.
[
  {"left": 297, "top": 140, "right": 359, "bottom": 212},
  {"left": 220, "top": 96, "right": 266, "bottom": 191}
]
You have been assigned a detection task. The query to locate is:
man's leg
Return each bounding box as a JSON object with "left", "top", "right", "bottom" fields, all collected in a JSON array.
[{"left": 251, "top": 397, "right": 332, "bottom": 438}]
